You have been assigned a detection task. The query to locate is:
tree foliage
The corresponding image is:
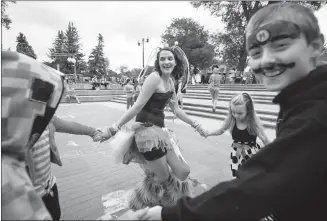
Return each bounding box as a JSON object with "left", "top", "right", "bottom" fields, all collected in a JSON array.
[
  {"left": 47, "top": 30, "right": 67, "bottom": 71},
  {"left": 47, "top": 22, "right": 87, "bottom": 75},
  {"left": 1, "top": 1, "right": 15, "bottom": 30},
  {"left": 16, "top": 32, "right": 37, "bottom": 59},
  {"left": 161, "top": 17, "right": 215, "bottom": 73},
  {"left": 191, "top": 1, "right": 326, "bottom": 71},
  {"left": 65, "top": 22, "right": 86, "bottom": 74},
  {"left": 88, "top": 33, "right": 107, "bottom": 76}
]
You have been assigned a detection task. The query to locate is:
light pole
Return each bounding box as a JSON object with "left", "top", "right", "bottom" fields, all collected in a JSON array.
[{"left": 138, "top": 37, "right": 149, "bottom": 68}]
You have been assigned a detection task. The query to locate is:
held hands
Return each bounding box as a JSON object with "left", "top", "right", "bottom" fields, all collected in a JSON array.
[
  {"left": 116, "top": 207, "right": 150, "bottom": 220},
  {"left": 92, "top": 124, "right": 120, "bottom": 143},
  {"left": 117, "top": 206, "right": 162, "bottom": 220},
  {"left": 191, "top": 121, "right": 209, "bottom": 138},
  {"left": 91, "top": 129, "right": 103, "bottom": 142}
]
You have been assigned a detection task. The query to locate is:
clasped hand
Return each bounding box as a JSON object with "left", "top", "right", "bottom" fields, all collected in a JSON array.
[
  {"left": 113, "top": 206, "right": 162, "bottom": 220},
  {"left": 92, "top": 125, "right": 120, "bottom": 143},
  {"left": 192, "top": 121, "right": 209, "bottom": 138}
]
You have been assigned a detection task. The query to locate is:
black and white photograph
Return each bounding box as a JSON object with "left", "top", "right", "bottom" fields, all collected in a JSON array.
[{"left": 2, "top": 1, "right": 327, "bottom": 220}]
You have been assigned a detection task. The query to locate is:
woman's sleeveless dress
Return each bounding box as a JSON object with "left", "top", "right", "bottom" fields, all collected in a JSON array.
[
  {"left": 230, "top": 125, "right": 261, "bottom": 177},
  {"left": 121, "top": 91, "right": 204, "bottom": 210}
]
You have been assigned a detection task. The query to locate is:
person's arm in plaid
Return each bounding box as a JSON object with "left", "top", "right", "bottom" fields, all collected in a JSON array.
[{"left": 2, "top": 158, "right": 52, "bottom": 220}]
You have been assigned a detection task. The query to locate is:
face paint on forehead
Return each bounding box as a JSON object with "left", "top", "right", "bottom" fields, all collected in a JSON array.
[{"left": 246, "top": 20, "right": 301, "bottom": 51}]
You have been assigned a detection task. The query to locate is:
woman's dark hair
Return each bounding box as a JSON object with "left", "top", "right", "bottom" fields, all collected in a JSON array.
[{"left": 154, "top": 47, "right": 184, "bottom": 81}]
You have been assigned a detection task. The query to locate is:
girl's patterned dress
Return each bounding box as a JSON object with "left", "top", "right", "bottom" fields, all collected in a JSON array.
[{"left": 230, "top": 125, "right": 261, "bottom": 177}]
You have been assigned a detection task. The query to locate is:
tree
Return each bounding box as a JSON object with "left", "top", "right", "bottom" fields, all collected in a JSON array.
[
  {"left": 46, "top": 22, "right": 87, "bottom": 75},
  {"left": 88, "top": 33, "right": 107, "bottom": 76},
  {"left": 1, "top": 1, "right": 15, "bottom": 30},
  {"left": 161, "top": 17, "right": 215, "bottom": 73},
  {"left": 191, "top": 1, "right": 326, "bottom": 72},
  {"left": 119, "top": 64, "right": 129, "bottom": 75},
  {"left": 65, "top": 22, "right": 87, "bottom": 75},
  {"left": 130, "top": 68, "right": 142, "bottom": 78},
  {"left": 47, "top": 30, "right": 67, "bottom": 71},
  {"left": 16, "top": 32, "right": 37, "bottom": 59}
]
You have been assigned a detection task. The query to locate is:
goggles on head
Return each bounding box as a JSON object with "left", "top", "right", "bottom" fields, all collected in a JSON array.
[{"left": 246, "top": 20, "right": 301, "bottom": 51}]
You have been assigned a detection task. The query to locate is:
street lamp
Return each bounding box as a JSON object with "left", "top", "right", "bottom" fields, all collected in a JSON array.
[{"left": 138, "top": 37, "right": 149, "bottom": 68}]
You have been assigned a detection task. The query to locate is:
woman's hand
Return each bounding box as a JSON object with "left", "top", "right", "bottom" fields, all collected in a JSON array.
[
  {"left": 93, "top": 124, "right": 120, "bottom": 143},
  {"left": 191, "top": 121, "right": 207, "bottom": 137}
]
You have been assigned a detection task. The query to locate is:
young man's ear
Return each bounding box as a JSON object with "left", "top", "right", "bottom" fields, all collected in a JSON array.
[{"left": 311, "top": 34, "right": 325, "bottom": 58}]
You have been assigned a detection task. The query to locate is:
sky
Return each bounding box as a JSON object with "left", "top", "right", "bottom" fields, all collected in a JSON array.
[{"left": 2, "top": 1, "right": 327, "bottom": 71}]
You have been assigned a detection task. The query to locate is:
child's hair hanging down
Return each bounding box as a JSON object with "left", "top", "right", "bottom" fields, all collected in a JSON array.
[{"left": 222, "top": 93, "right": 266, "bottom": 137}]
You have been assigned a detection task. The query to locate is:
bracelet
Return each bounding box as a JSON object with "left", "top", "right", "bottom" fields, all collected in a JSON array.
[
  {"left": 112, "top": 123, "right": 121, "bottom": 131},
  {"left": 191, "top": 121, "right": 199, "bottom": 129},
  {"left": 108, "top": 124, "right": 121, "bottom": 137}
]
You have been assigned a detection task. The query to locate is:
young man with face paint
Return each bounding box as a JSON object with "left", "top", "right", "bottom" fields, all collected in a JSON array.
[{"left": 140, "top": 3, "right": 327, "bottom": 221}]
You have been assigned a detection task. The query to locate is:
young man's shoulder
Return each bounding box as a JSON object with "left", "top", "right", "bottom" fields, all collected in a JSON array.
[{"left": 280, "top": 100, "right": 327, "bottom": 134}]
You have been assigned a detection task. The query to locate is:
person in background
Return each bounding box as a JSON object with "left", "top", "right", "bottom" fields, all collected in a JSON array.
[
  {"left": 65, "top": 80, "right": 81, "bottom": 104},
  {"left": 208, "top": 65, "right": 222, "bottom": 112},
  {"left": 134, "top": 78, "right": 144, "bottom": 102},
  {"left": 124, "top": 78, "right": 135, "bottom": 110}
]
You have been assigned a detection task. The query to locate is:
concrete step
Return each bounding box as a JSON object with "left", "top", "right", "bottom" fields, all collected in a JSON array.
[
  {"left": 186, "top": 93, "right": 273, "bottom": 101},
  {"left": 72, "top": 90, "right": 125, "bottom": 96},
  {"left": 184, "top": 95, "right": 273, "bottom": 105},
  {"left": 188, "top": 84, "right": 268, "bottom": 91},
  {"left": 61, "top": 95, "right": 118, "bottom": 103},
  {"left": 114, "top": 95, "right": 279, "bottom": 115},
  {"left": 186, "top": 90, "right": 277, "bottom": 97},
  {"left": 110, "top": 96, "right": 277, "bottom": 129}
]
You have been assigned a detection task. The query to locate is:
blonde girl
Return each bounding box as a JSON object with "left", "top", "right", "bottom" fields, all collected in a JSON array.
[{"left": 206, "top": 93, "right": 270, "bottom": 177}]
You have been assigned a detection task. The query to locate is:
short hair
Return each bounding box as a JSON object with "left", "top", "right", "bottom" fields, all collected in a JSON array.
[
  {"left": 246, "top": 3, "right": 321, "bottom": 44},
  {"left": 212, "top": 64, "right": 219, "bottom": 70}
]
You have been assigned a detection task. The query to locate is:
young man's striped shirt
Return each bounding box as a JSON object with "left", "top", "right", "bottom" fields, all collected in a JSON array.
[{"left": 31, "top": 127, "right": 56, "bottom": 196}]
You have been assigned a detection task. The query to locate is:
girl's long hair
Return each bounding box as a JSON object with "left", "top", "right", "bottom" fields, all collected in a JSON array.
[{"left": 220, "top": 93, "right": 265, "bottom": 136}]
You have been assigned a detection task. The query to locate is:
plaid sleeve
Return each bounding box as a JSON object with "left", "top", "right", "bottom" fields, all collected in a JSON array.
[{"left": 2, "top": 158, "right": 52, "bottom": 220}]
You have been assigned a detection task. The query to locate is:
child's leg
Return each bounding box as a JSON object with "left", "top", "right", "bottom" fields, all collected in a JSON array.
[
  {"left": 213, "top": 88, "right": 219, "bottom": 108},
  {"left": 209, "top": 89, "right": 215, "bottom": 105},
  {"left": 126, "top": 97, "right": 131, "bottom": 109},
  {"left": 66, "top": 95, "right": 71, "bottom": 103},
  {"left": 131, "top": 97, "right": 134, "bottom": 107},
  {"left": 166, "top": 148, "right": 190, "bottom": 181},
  {"left": 74, "top": 95, "right": 81, "bottom": 104}
]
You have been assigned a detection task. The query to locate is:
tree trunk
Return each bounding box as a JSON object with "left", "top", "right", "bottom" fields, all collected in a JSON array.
[{"left": 237, "top": 38, "right": 247, "bottom": 72}]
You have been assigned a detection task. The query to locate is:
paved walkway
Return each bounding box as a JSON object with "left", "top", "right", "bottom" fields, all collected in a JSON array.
[{"left": 54, "top": 102, "right": 276, "bottom": 220}]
